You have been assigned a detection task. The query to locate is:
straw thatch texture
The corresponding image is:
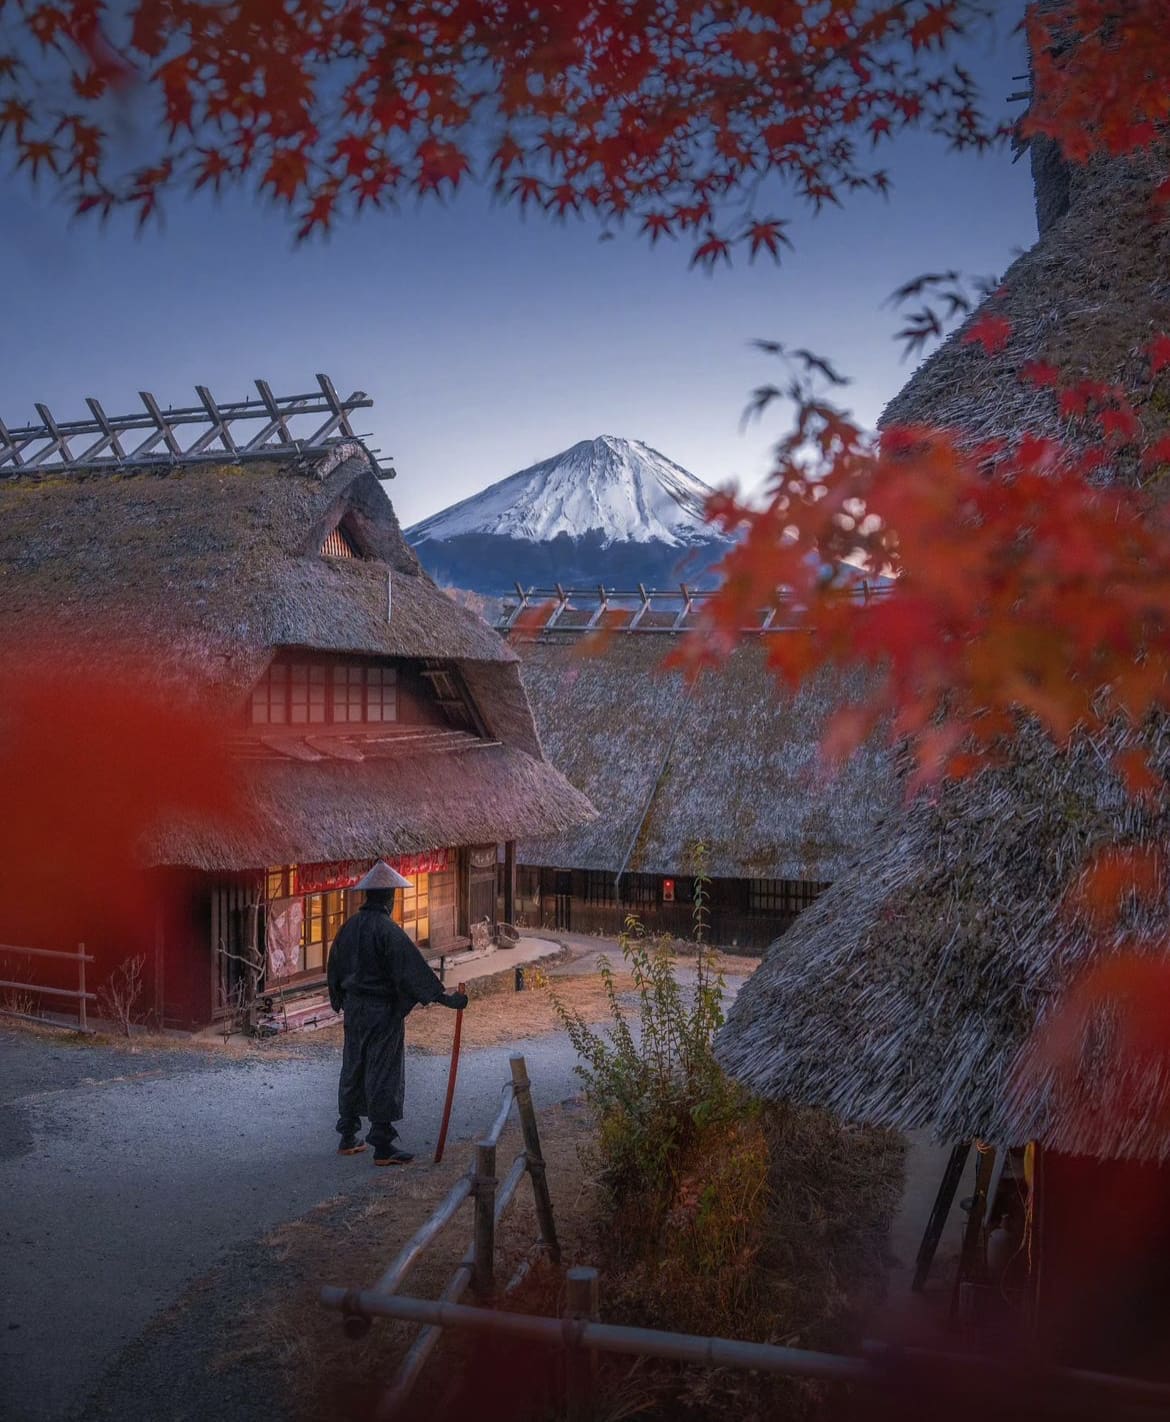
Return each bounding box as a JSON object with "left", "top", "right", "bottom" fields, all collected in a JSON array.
[
  {"left": 718, "top": 146, "right": 1170, "bottom": 1159},
  {"left": 155, "top": 739, "right": 596, "bottom": 870},
  {"left": 0, "top": 446, "right": 596, "bottom": 866},
  {"left": 718, "top": 719, "right": 1170, "bottom": 1159},
  {"left": 516, "top": 635, "right": 893, "bottom": 879},
  {"left": 455, "top": 658, "right": 544, "bottom": 760},
  {"left": 882, "top": 149, "right": 1170, "bottom": 459},
  {"left": 0, "top": 448, "right": 514, "bottom": 706}
]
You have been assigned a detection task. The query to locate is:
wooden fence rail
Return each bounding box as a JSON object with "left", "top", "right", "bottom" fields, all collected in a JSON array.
[
  {"left": 316, "top": 1277, "right": 1170, "bottom": 1418},
  {"left": 321, "top": 1055, "right": 1170, "bottom": 1422},
  {"left": 0, "top": 942, "right": 94, "bottom": 1031},
  {"left": 321, "top": 1053, "right": 560, "bottom": 1419}
]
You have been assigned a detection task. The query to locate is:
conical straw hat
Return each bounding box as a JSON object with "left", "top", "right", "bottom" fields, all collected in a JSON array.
[{"left": 354, "top": 860, "right": 412, "bottom": 891}]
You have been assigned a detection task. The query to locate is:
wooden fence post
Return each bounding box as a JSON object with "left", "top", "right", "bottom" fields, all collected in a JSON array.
[
  {"left": 510, "top": 1055, "right": 561, "bottom": 1264},
  {"left": 78, "top": 943, "right": 87, "bottom": 1033},
  {"left": 564, "top": 1266, "right": 600, "bottom": 1422},
  {"left": 473, "top": 1140, "right": 497, "bottom": 1299}
]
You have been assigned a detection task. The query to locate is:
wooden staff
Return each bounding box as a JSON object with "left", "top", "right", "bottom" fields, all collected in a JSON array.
[{"left": 433, "top": 981, "right": 466, "bottom": 1165}]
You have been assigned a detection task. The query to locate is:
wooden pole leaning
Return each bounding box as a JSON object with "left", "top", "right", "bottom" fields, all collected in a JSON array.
[
  {"left": 565, "top": 1266, "right": 601, "bottom": 1422},
  {"left": 912, "top": 1141, "right": 971, "bottom": 1293},
  {"left": 509, "top": 1054, "right": 561, "bottom": 1264},
  {"left": 472, "top": 1140, "right": 497, "bottom": 1299},
  {"left": 433, "top": 981, "right": 467, "bottom": 1165}
]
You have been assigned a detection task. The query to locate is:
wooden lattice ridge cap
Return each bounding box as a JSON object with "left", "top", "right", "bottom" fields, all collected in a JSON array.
[
  {"left": 0, "top": 375, "right": 387, "bottom": 478},
  {"left": 496, "top": 579, "right": 892, "bottom": 637}
]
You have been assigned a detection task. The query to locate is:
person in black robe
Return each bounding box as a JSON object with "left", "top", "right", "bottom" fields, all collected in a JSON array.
[{"left": 327, "top": 860, "right": 468, "bottom": 1164}]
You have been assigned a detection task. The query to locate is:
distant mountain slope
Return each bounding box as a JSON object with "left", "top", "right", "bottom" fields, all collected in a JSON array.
[{"left": 406, "top": 436, "right": 733, "bottom": 595}]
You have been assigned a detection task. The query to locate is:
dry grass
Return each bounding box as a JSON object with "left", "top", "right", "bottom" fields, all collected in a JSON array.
[
  {"left": 1, "top": 951, "right": 759, "bottom": 1061},
  {"left": 602, "top": 1104, "right": 906, "bottom": 1422},
  {"left": 217, "top": 1100, "right": 600, "bottom": 1422},
  {"left": 214, "top": 1085, "right": 903, "bottom": 1422},
  {"left": 298, "top": 952, "right": 759, "bottom": 1057},
  {"left": 407, "top": 974, "right": 627, "bottom": 1054}
]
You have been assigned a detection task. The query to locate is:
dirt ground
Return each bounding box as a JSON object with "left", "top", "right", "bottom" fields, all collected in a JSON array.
[
  {"left": 205, "top": 1094, "right": 905, "bottom": 1422},
  {"left": 299, "top": 950, "right": 762, "bottom": 1057},
  {"left": 3, "top": 949, "right": 760, "bottom": 1060},
  {"left": 217, "top": 1100, "right": 600, "bottom": 1422}
]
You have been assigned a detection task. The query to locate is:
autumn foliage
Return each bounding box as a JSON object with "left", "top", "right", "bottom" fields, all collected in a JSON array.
[
  {"left": 6, "top": 0, "right": 1170, "bottom": 1161},
  {"left": 680, "top": 335, "right": 1170, "bottom": 793},
  {"left": 0, "top": 0, "right": 1006, "bottom": 248},
  {"left": 0, "top": 633, "right": 244, "bottom": 945}
]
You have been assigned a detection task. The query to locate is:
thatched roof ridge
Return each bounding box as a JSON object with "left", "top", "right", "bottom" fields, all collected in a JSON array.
[
  {"left": 0, "top": 446, "right": 516, "bottom": 708},
  {"left": 515, "top": 635, "right": 894, "bottom": 879},
  {"left": 155, "top": 739, "right": 597, "bottom": 870},
  {"left": 882, "top": 149, "right": 1170, "bottom": 455},
  {"left": 718, "top": 147, "right": 1170, "bottom": 1160}
]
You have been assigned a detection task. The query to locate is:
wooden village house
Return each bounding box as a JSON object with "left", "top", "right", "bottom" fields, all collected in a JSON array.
[
  {"left": 496, "top": 588, "right": 895, "bottom": 949},
  {"left": 716, "top": 102, "right": 1170, "bottom": 1367},
  {"left": 0, "top": 382, "right": 594, "bottom": 1031}
]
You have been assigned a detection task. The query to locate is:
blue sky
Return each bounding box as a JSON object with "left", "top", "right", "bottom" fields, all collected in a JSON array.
[{"left": 0, "top": 9, "right": 1036, "bottom": 529}]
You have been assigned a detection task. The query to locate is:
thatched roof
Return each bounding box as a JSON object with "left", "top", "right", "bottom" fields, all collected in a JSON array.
[
  {"left": 0, "top": 442, "right": 515, "bottom": 699},
  {"left": 0, "top": 443, "right": 595, "bottom": 863},
  {"left": 515, "top": 634, "right": 894, "bottom": 880},
  {"left": 157, "top": 732, "right": 593, "bottom": 870},
  {"left": 882, "top": 148, "right": 1170, "bottom": 456},
  {"left": 717, "top": 147, "right": 1170, "bottom": 1159}
]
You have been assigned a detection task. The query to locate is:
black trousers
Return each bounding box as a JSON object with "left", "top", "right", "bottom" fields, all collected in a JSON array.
[{"left": 336, "top": 994, "right": 408, "bottom": 1152}]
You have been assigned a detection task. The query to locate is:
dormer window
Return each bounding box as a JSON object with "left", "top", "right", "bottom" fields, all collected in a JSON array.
[
  {"left": 320, "top": 518, "right": 361, "bottom": 559},
  {"left": 250, "top": 658, "right": 398, "bottom": 726},
  {"left": 332, "top": 664, "right": 397, "bottom": 723}
]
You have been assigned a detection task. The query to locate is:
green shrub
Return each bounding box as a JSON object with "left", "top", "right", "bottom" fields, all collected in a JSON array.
[{"left": 550, "top": 862, "right": 770, "bottom": 1333}]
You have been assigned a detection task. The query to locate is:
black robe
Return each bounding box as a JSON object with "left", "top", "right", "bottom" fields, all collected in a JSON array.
[{"left": 327, "top": 902, "right": 445, "bottom": 1125}]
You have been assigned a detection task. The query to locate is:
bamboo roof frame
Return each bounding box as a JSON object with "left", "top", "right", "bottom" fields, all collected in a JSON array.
[
  {"left": 497, "top": 579, "right": 891, "bottom": 637},
  {"left": 0, "top": 375, "right": 381, "bottom": 477}
]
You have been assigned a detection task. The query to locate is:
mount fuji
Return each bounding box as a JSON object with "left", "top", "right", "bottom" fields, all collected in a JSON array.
[{"left": 405, "top": 436, "right": 734, "bottom": 595}]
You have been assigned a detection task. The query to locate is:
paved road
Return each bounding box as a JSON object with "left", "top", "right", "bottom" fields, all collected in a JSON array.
[
  {"left": 0, "top": 1029, "right": 584, "bottom": 1422},
  {"left": 0, "top": 949, "right": 753, "bottom": 1422}
]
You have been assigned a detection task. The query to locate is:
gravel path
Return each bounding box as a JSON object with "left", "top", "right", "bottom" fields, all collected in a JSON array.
[{"left": 0, "top": 1027, "right": 584, "bottom": 1422}]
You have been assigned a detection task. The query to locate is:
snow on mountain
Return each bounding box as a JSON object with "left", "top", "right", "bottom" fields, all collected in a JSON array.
[{"left": 407, "top": 436, "right": 719, "bottom": 550}]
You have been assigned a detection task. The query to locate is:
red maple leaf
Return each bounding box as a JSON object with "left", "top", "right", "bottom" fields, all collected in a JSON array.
[
  {"left": 1098, "top": 403, "right": 1141, "bottom": 444},
  {"left": 17, "top": 137, "right": 57, "bottom": 178},
  {"left": 332, "top": 133, "right": 372, "bottom": 178},
  {"left": 416, "top": 138, "right": 469, "bottom": 194},
  {"left": 1141, "top": 435, "right": 1170, "bottom": 472},
  {"left": 1021, "top": 360, "right": 1061, "bottom": 387},
  {"left": 1148, "top": 333, "right": 1170, "bottom": 376},
  {"left": 262, "top": 147, "right": 310, "bottom": 205},
  {"left": 962, "top": 313, "right": 1012, "bottom": 355},
  {"left": 744, "top": 218, "right": 791, "bottom": 262},
  {"left": 690, "top": 230, "right": 731, "bottom": 270}
]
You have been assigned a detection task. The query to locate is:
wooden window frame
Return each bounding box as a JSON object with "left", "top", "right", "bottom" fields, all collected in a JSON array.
[
  {"left": 250, "top": 658, "right": 399, "bottom": 728},
  {"left": 321, "top": 520, "right": 362, "bottom": 558},
  {"left": 583, "top": 870, "right": 616, "bottom": 906},
  {"left": 747, "top": 879, "right": 828, "bottom": 915}
]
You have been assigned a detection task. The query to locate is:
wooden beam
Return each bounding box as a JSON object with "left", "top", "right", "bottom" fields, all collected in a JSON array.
[
  {"left": 503, "top": 841, "right": 516, "bottom": 928},
  {"left": 912, "top": 1141, "right": 971, "bottom": 1292}
]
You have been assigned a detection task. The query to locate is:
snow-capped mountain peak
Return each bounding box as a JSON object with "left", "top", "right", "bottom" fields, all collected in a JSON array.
[{"left": 407, "top": 435, "right": 717, "bottom": 550}]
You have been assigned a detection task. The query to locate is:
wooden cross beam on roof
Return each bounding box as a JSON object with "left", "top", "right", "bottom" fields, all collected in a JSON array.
[
  {"left": 496, "top": 581, "right": 891, "bottom": 636},
  {"left": 0, "top": 375, "right": 375, "bottom": 477}
]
